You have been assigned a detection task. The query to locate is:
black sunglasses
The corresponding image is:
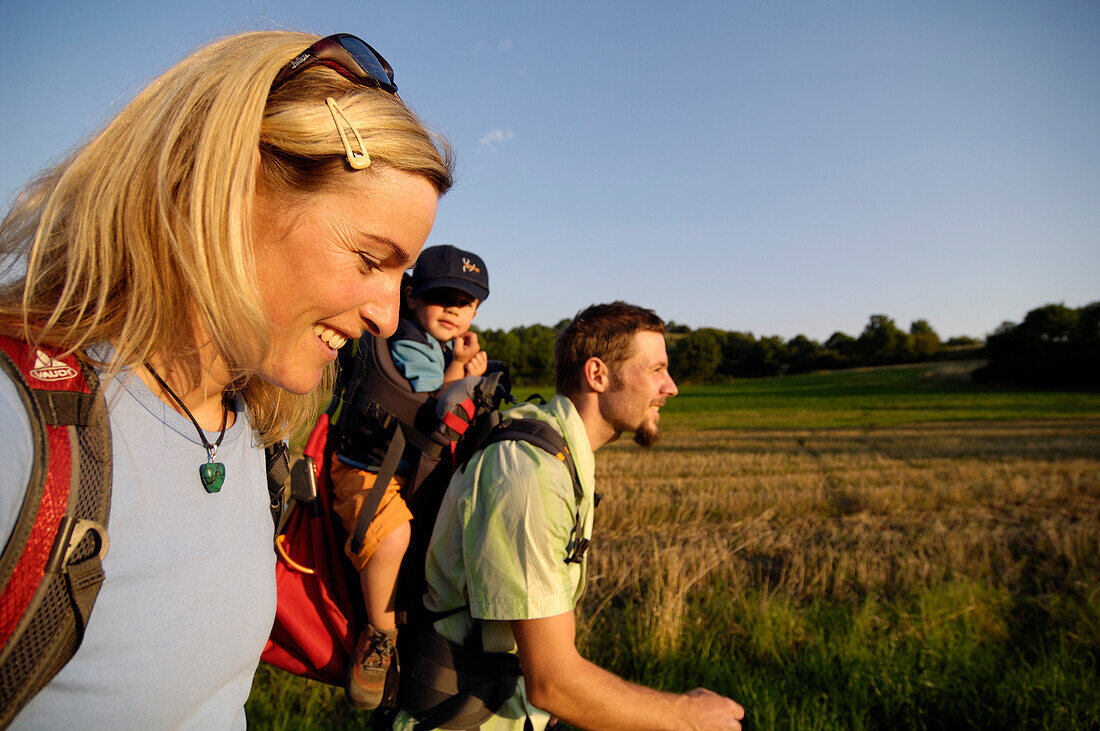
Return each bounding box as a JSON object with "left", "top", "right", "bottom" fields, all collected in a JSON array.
[{"left": 271, "top": 33, "right": 397, "bottom": 94}]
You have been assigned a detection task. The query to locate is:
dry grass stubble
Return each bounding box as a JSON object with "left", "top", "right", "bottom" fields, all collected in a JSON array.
[{"left": 577, "top": 420, "right": 1100, "bottom": 655}]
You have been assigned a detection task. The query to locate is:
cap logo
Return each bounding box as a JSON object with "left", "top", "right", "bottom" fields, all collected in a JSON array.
[
  {"left": 30, "top": 349, "right": 79, "bottom": 382},
  {"left": 461, "top": 257, "right": 481, "bottom": 274}
]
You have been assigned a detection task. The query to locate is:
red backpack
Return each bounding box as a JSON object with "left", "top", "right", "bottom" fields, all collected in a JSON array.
[{"left": 261, "top": 409, "right": 359, "bottom": 684}]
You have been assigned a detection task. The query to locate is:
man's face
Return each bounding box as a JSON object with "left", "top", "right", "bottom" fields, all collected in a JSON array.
[{"left": 599, "top": 330, "right": 678, "bottom": 447}]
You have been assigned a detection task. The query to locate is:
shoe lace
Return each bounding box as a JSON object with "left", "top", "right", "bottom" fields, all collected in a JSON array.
[{"left": 362, "top": 630, "right": 394, "bottom": 669}]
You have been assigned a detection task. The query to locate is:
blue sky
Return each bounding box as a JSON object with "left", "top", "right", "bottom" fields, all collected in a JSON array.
[{"left": 2, "top": 1, "right": 1097, "bottom": 341}]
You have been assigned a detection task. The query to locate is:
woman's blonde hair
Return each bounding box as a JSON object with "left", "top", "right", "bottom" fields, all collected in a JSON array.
[{"left": 0, "top": 31, "right": 454, "bottom": 445}]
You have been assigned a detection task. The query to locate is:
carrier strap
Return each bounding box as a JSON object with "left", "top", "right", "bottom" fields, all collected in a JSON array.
[
  {"left": 407, "top": 628, "right": 522, "bottom": 731},
  {"left": 266, "top": 441, "right": 291, "bottom": 535},
  {"left": 480, "top": 418, "right": 590, "bottom": 563},
  {"left": 32, "top": 390, "right": 96, "bottom": 427},
  {"left": 349, "top": 426, "right": 407, "bottom": 556},
  {"left": 481, "top": 418, "right": 582, "bottom": 501}
]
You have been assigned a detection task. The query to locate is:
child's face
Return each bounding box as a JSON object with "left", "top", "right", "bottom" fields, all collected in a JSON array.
[{"left": 407, "top": 286, "right": 480, "bottom": 343}]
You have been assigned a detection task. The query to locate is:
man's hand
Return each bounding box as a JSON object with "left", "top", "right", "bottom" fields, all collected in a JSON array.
[{"left": 677, "top": 688, "right": 745, "bottom": 730}]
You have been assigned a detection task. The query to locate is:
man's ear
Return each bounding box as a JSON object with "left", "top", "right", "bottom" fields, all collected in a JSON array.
[
  {"left": 583, "top": 357, "right": 610, "bottom": 393},
  {"left": 404, "top": 285, "right": 416, "bottom": 309}
]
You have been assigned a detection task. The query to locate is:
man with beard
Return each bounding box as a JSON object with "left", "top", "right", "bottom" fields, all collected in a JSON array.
[{"left": 393, "top": 302, "right": 744, "bottom": 731}]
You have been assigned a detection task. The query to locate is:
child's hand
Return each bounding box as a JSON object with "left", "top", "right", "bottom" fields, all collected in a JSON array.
[
  {"left": 464, "top": 351, "right": 488, "bottom": 377},
  {"left": 452, "top": 332, "right": 481, "bottom": 364}
]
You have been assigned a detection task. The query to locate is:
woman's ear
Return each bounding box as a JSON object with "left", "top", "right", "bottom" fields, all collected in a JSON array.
[{"left": 583, "top": 357, "right": 610, "bottom": 393}]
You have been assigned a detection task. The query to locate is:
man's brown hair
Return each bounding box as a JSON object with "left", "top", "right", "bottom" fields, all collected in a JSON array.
[{"left": 554, "top": 301, "right": 666, "bottom": 397}]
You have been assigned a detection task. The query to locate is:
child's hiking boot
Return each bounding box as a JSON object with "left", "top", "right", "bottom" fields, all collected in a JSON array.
[{"left": 346, "top": 624, "right": 397, "bottom": 710}]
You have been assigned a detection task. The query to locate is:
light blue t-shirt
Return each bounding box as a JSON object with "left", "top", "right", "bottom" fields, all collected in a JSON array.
[
  {"left": 0, "top": 358, "right": 276, "bottom": 729},
  {"left": 390, "top": 324, "right": 450, "bottom": 393}
]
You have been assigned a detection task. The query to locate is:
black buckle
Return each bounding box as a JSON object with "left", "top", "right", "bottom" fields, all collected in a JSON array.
[
  {"left": 46, "top": 517, "right": 109, "bottom": 575},
  {"left": 565, "top": 538, "right": 590, "bottom": 564},
  {"left": 290, "top": 456, "right": 321, "bottom": 517}
]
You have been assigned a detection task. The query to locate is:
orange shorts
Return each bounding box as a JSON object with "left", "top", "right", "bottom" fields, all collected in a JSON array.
[{"left": 330, "top": 458, "right": 413, "bottom": 571}]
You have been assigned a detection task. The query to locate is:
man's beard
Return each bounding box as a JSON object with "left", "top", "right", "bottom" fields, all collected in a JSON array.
[{"left": 633, "top": 418, "right": 661, "bottom": 448}]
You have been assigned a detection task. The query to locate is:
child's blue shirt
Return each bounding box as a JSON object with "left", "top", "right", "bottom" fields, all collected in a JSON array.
[{"left": 389, "top": 318, "right": 452, "bottom": 393}]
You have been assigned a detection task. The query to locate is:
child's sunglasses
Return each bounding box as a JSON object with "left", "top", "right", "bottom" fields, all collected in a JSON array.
[{"left": 270, "top": 33, "right": 397, "bottom": 94}]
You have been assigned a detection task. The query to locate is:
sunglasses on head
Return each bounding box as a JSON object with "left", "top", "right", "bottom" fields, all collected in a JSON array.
[{"left": 271, "top": 33, "right": 397, "bottom": 94}]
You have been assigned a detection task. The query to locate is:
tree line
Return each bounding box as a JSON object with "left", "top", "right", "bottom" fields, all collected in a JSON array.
[
  {"left": 975, "top": 301, "right": 1099, "bottom": 388},
  {"left": 476, "top": 313, "right": 976, "bottom": 385},
  {"left": 475, "top": 301, "right": 1097, "bottom": 387}
]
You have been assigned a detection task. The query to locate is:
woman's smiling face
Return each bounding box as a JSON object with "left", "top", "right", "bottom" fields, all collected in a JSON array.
[{"left": 252, "top": 166, "right": 439, "bottom": 394}]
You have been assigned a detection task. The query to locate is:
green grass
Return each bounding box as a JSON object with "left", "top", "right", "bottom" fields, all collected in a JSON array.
[
  {"left": 516, "top": 362, "right": 1100, "bottom": 430},
  {"left": 246, "top": 666, "right": 364, "bottom": 730},
  {"left": 584, "top": 580, "right": 1100, "bottom": 731},
  {"left": 667, "top": 363, "right": 1100, "bottom": 430}
]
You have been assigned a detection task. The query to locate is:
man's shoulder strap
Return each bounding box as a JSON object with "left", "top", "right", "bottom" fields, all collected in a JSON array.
[
  {"left": 478, "top": 417, "right": 582, "bottom": 500},
  {"left": 0, "top": 336, "right": 112, "bottom": 726},
  {"left": 479, "top": 417, "right": 592, "bottom": 565}
]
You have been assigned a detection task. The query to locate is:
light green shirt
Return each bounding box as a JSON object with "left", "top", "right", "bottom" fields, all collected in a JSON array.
[{"left": 394, "top": 395, "right": 597, "bottom": 731}]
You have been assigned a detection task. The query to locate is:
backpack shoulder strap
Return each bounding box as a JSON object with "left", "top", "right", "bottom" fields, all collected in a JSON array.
[
  {"left": 265, "top": 441, "right": 291, "bottom": 534},
  {"left": 337, "top": 335, "right": 443, "bottom": 459},
  {"left": 0, "top": 338, "right": 112, "bottom": 726},
  {"left": 475, "top": 417, "right": 589, "bottom": 563},
  {"left": 479, "top": 417, "right": 582, "bottom": 501}
]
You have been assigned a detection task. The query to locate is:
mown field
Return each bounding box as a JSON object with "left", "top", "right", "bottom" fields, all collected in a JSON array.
[{"left": 248, "top": 362, "right": 1100, "bottom": 729}]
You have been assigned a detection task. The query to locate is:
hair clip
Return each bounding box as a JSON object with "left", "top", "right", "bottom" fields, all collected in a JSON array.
[{"left": 326, "top": 97, "right": 371, "bottom": 170}]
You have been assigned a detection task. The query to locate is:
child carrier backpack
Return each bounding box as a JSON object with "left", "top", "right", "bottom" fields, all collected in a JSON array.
[
  {"left": 261, "top": 333, "right": 513, "bottom": 688},
  {"left": 0, "top": 336, "right": 293, "bottom": 728},
  {"left": 261, "top": 333, "right": 587, "bottom": 730}
]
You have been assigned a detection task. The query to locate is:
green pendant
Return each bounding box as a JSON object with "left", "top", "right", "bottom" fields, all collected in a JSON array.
[{"left": 200, "top": 462, "right": 226, "bottom": 494}]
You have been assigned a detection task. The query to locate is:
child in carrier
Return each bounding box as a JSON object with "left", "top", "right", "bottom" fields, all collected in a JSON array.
[{"left": 330, "top": 244, "right": 490, "bottom": 709}]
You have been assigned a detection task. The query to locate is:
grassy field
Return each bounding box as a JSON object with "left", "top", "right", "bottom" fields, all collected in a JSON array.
[
  {"left": 248, "top": 363, "right": 1100, "bottom": 729},
  {"left": 653, "top": 361, "right": 1100, "bottom": 430}
]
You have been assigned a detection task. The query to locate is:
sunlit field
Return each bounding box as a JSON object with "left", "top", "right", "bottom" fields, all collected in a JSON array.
[{"left": 248, "top": 364, "right": 1100, "bottom": 730}]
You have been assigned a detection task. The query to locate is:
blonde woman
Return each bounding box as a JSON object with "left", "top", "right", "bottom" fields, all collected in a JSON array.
[{"left": 0, "top": 31, "right": 452, "bottom": 727}]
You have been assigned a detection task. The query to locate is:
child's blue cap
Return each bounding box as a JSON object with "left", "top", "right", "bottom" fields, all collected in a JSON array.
[{"left": 410, "top": 245, "right": 489, "bottom": 302}]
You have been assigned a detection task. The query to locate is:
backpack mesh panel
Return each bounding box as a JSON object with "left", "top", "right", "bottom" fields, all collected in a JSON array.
[
  {"left": 71, "top": 420, "right": 109, "bottom": 564},
  {"left": 0, "top": 371, "right": 111, "bottom": 724},
  {"left": 0, "top": 578, "right": 77, "bottom": 713}
]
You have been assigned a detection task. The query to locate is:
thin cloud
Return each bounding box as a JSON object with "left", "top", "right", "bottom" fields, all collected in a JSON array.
[
  {"left": 479, "top": 128, "right": 515, "bottom": 150},
  {"left": 499, "top": 38, "right": 513, "bottom": 49}
]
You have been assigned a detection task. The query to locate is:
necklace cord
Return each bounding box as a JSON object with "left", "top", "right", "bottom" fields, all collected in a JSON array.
[{"left": 144, "top": 362, "right": 229, "bottom": 458}]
